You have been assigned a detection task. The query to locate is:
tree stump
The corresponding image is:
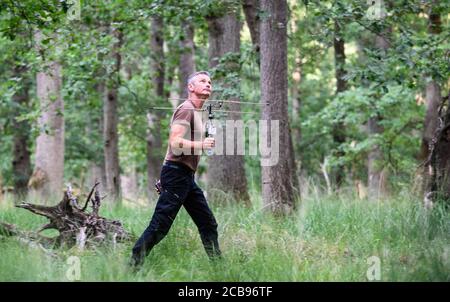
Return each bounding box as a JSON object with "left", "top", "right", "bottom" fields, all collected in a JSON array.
[{"left": 0, "top": 182, "right": 130, "bottom": 249}]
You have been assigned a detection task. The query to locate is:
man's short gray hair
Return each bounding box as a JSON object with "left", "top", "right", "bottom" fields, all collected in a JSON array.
[{"left": 187, "top": 71, "right": 211, "bottom": 85}]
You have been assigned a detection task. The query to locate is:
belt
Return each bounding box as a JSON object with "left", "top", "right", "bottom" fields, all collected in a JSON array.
[{"left": 163, "top": 160, "right": 194, "bottom": 174}]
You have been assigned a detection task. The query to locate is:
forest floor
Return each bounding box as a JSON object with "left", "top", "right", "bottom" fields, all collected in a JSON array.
[{"left": 0, "top": 190, "right": 448, "bottom": 281}]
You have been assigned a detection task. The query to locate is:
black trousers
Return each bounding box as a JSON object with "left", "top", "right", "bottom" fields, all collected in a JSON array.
[{"left": 131, "top": 161, "right": 221, "bottom": 264}]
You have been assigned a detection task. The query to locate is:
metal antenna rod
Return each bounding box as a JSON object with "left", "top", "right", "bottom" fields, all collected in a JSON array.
[
  {"left": 214, "top": 109, "right": 259, "bottom": 114},
  {"left": 168, "top": 98, "right": 269, "bottom": 105}
]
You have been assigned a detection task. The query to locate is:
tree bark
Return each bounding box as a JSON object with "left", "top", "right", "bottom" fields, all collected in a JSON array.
[
  {"left": 29, "top": 31, "right": 64, "bottom": 201},
  {"left": 420, "top": 82, "right": 441, "bottom": 161},
  {"left": 260, "top": 0, "right": 298, "bottom": 214},
  {"left": 425, "top": 95, "right": 450, "bottom": 206},
  {"left": 103, "top": 26, "right": 122, "bottom": 202},
  {"left": 423, "top": 6, "right": 449, "bottom": 206},
  {"left": 147, "top": 15, "right": 165, "bottom": 201},
  {"left": 12, "top": 64, "right": 31, "bottom": 196},
  {"left": 178, "top": 21, "right": 195, "bottom": 100},
  {"left": 242, "top": 0, "right": 260, "bottom": 57},
  {"left": 206, "top": 10, "right": 250, "bottom": 204},
  {"left": 332, "top": 21, "right": 348, "bottom": 188},
  {"left": 420, "top": 6, "right": 442, "bottom": 161},
  {"left": 367, "top": 32, "right": 390, "bottom": 201}
]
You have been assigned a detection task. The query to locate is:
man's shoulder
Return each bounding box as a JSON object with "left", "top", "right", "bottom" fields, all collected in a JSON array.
[
  {"left": 172, "top": 101, "right": 196, "bottom": 125},
  {"left": 177, "top": 100, "right": 195, "bottom": 110}
]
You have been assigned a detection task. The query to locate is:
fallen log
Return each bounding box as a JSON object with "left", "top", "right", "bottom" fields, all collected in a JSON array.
[{"left": 1, "top": 182, "right": 131, "bottom": 249}]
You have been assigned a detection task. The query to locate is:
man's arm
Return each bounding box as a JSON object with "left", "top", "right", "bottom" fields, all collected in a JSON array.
[{"left": 169, "top": 124, "right": 214, "bottom": 151}]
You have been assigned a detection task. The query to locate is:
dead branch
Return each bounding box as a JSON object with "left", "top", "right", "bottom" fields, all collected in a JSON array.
[{"left": 1, "top": 183, "right": 131, "bottom": 249}]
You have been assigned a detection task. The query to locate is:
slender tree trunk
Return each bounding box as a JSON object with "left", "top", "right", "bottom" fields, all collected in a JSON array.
[
  {"left": 147, "top": 15, "right": 165, "bottom": 201},
  {"left": 103, "top": 26, "right": 122, "bottom": 202},
  {"left": 260, "top": 0, "right": 298, "bottom": 214},
  {"left": 206, "top": 11, "right": 250, "bottom": 204},
  {"left": 178, "top": 21, "right": 195, "bottom": 100},
  {"left": 242, "top": 0, "right": 260, "bottom": 58},
  {"left": 96, "top": 81, "right": 107, "bottom": 192},
  {"left": 121, "top": 165, "right": 139, "bottom": 202},
  {"left": 12, "top": 65, "right": 31, "bottom": 196},
  {"left": 367, "top": 32, "right": 390, "bottom": 201},
  {"left": 423, "top": 6, "right": 449, "bottom": 205},
  {"left": 332, "top": 21, "right": 348, "bottom": 188},
  {"left": 425, "top": 95, "right": 450, "bottom": 205},
  {"left": 291, "top": 55, "right": 304, "bottom": 189},
  {"left": 420, "top": 82, "right": 441, "bottom": 161},
  {"left": 420, "top": 5, "right": 442, "bottom": 161},
  {"left": 367, "top": 115, "right": 385, "bottom": 200},
  {"left": 28, "top": 31, "right": 64, "bottom": 201},
  {"left": 435, "top": 99, "right": 450, "bottom": 198}
]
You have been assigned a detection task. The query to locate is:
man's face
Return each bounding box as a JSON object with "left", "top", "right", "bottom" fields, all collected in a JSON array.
[{"left": 188, "top": 74, "right": 212, "bottom": 98}]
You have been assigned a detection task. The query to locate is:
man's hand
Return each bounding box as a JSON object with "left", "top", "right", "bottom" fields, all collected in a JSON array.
[{"left": 202, "top": 137, "right": 215, "bottom": 151}]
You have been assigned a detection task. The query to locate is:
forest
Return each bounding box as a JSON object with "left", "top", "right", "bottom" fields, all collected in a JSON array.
[{"left": 0, "top": 0, "right": 449, "bottom": 282}]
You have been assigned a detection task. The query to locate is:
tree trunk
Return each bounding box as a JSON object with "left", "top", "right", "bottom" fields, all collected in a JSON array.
[
  {"left": 367, "top": 32, "right": 390, "bottom": 201},
  {"left": 95, "top": 80, "right": 107, "bottom": 193},
  {"left": 121, "top": 166, "right": 139, "bottom": 202},
  {"left": 425, "top": 95, "right": 450, "bottom": 206},
  {"left": 103, "top": 26, "right": 122, "bottom": 202},
  {"left": 291, "top": 55, "right": 305, "bottom": 191},
  {"left": 332, "top": 21, "right": 348, "bottom": 188},
  {"left": 423, "top": 6, "right": 449, "bottom": 206},
  {"left": 242, "top": 0, "right": 260, "bottom": 58},
  {"left": 206, "top": 11, "right": 250, "bottom": 204},
  {"left": 146, "top": 113, "right": 162, "bottom": 200},
  {"left": 367, "top": 115, "right": 385, "bottom": 200},
  {"left": 420, "top": 82, "right": 441, "bottom": 161},
  {"left": 29, "top": 31, "right": 64, "bottom": 201},
  {"left": 12, "top": 64, "right": 31, "bottom": 196},
  {"left": 260, "top": 0, "right": 298, "bottom": 214},
  {"left": 420, "top": 5, "right": 442, "bottom": 162},
  {"left": 147, "top": 15, "right": 165, "bottom": 201},
  {"left": 178, "top": 21, "right": 195, "bottom": 100}
]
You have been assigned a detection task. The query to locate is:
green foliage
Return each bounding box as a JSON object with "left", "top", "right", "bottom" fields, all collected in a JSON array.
[
  {"left": 0, "top": 0, "right": 448, "bottom": 195},
  {"left": 288, "top": 0, "right": 449, "bottom": 188}
]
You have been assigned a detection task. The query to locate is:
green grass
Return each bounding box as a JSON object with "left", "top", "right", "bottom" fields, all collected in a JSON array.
[{"left": 0, "top": 190, "right": 449, "bottom": 281}]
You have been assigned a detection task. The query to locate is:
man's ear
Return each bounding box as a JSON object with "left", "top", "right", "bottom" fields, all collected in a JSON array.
[{"left": 188, "top": 83, "right": 194, "bottom": 92}]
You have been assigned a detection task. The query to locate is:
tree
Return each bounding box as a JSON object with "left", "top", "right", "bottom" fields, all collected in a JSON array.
[
  {"left": 178, "top": 20, "right": 196, "bottom": 100},
  {"left": 11, "top": 63, "right": 31, "bottom": 196},
  {"left": 29, "top": 31, "right": 64, "bottom": 200},
  {"left": 103, "top": 25, "right": 123, "bottom": 202},
  {"left": 422, "top": 3, "right": 449, "bottom": 206},
  {"left": 420, "top": 2, "right": 442, "bottom": 162},
  {"left": 146, "top": 14, "right": 165, "bottom": 200},
  {"left": 425, "top": 94, "right": 450, "bottom": 206},
  {"left": 206, "top": 5, "right": 250, "bottom": 204},
  {"left": 260, "top": 0, "right": 298, "bottom": 214},
  {"left": 242, "top": 0, "right": 260, "bottom": 60},
  {"left": 331, "top": 20, "right": 348, "bottom": 187},
  {"left": 367, "top": 29, "right": 391, "bottom": 201}
]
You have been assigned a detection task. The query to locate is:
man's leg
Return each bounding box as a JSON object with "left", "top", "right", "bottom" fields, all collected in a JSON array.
[
  {"left": 183, "top": 183, "right": 221, "bottom": 259},
  {"left": 131, "top": 167, "right": 190, "bottom": 266}
]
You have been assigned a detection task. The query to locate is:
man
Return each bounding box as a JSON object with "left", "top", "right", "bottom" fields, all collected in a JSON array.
[{"left": 131, "top": 71, "right": 221, "bottom": 267}]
